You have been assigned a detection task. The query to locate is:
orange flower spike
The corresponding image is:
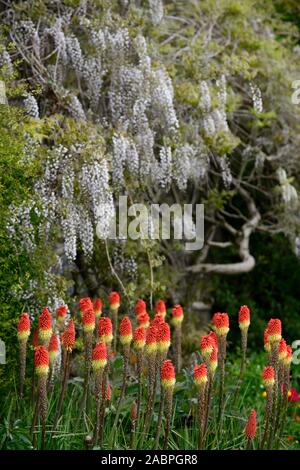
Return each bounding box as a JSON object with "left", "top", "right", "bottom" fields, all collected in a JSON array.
[
  {"left": 92, "top": 342, "right": 107, "bottom": 371},
  {"left": 267, "top": 319, "right": 282, "bottom": 344},
  {"left": 48, "top": 334, "right": 59, "bottom": 367},
  {"left": 133, "top": 326, "right": 146, "bottom": 350},
  {"left": 79, "top": 297, "right": 93, "bottom": 316},
  {"left": 82, "top": 307, "right": 95, "bottom": 333},
  {"left": 194, "top": 363, "right": 208, "bottom": 388},
  {"left": 93, "top": 298, "right": 102, "bottom": 319},
  {"left": 208, "top": 331, "right": 218, "bottom": 351},
  {"left": 34, "top": 346, "right": 49, "bottom": 376},
  {"left": 137, "top": 312, "right": 150, "bottom": 329},
  {"left": 262, "top": 366, "right": 275, "bottom": 388},
  {"left": 200, "top": 334, "right": 214, "bottom": 359},
  {"left": 245, "top": 409, "right": 257, "bottom": 440},
  {"left": 157, "top": 322, "right": 171, "bottom": 354},
  {"left": 61, "top": 319, "right": 75, "bottom": 352},
  {"left": 212, "top": 312, "right": 229, "bottom": 337},
  {"left": 161, "top": 359, "right": 176, "bottom": 390},
  {"left": 98, "top": 317, "right": 113, "bottom": 344},
  {"left": 238, "top": 305, "right": 250, "bottom": 331},
  {"left": 171, "top": 304, "right": 184, "bottom": 327},
  {"left": 155, "top": 300, "right": 167, "bottom": 319},
  {"left": 109, "top": 291, "right": 120, "bottom": 311},
  {"left": 151, "top": 314, "right": 164, "bottom": 328},
  {"left": 17, "top": 313, "right": 30, "bottom": 342},
  {"left": 145, "top": 325, "right": 158, "bottom": 356},
  {"left": 56, "top": 305, "right": 68, "bottom": 324},
  {"left": 135, "top": 299, "right": 147, "bottom": 317},
  {"left": 119, "top": 316, "right": 133, "bottom": 346},
  {"left": 38, "top": 307, "right": 52, "bottom": 344}
]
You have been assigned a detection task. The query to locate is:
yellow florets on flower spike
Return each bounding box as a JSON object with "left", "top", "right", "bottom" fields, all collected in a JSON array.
[
  {"left": 34, "top": 346, "right": 49, "bottom": 377},
  {"left": 212, "top": 312, "right": 229, "bottom": 337},
  {"left": 194, "top": 363, "right": 208, "bottom": 388},
  {"left": 119, "top": 316, "right": 133, "bottom": 346},
  {"left": 92, "top": 342, "right": 107, "bottom": 371}
]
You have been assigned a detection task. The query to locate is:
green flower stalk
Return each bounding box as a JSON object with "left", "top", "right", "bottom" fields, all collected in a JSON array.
[
  {"left": 234, "top": 306, "right": 250, "bottom": 401},
  {"left": 141, "top": 325, "right": 158, "bottom": 447},
  {"left": 154, "top": 322, "right": 171, "bottom": 449},
  {"left": 33, "top": 346, "right": 49, "bottom": 449},
  {"left": 171, "top": 305, "right": 184, "bottom": 373},
  {"left": 194, "top": 364, "right": 208, "bottom": 450},
  {"left": 109, "top": 291, "right": 120, "bottom": 355},
  {"left": 133, "top": 326, "right": 146, "bottom": 424},
  {"left": 17, "top": 313, "right": 30, "bottom": 398},
  {"left": 92, "top": 342, "right": 107, "bottom": 447},
  {"left": 113, "top": 316, "right": 132, "bottom": 429},
  {"left": 78, "top": 307, "right": 95, "bottom": 420},
  {"left": 53, "top": 319, "right": 75, "bottom": 430},
  {"left": 161, "top": 360, "right": 176, "bottom": 450},
  {"left": 260, "top": 366, "right": 275, "bottom": 449},
  {"left": 212, "top": 313, "right": 229, "bottom": 424}
]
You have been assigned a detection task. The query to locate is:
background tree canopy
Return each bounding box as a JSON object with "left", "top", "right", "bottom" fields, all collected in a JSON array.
[{"left": 1, "top": 0, "right": 300, "bottom": 383}]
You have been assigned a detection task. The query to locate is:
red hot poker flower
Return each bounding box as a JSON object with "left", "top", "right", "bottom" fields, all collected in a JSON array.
[
  {"left": 238, "top": 305, "right": 250, "bottom": 330},
  {"left": 17, "top": 313, "right": 30, "bottom": 341},
  {"left": 82, "top": 307, "right": 95, "bottom": 333},
  {"left": 109, "top": 291, "right": 120, "bottom": 310},
  {"left": 56, "top": 305, "right": 68, "bottom": 321},
  {"left": 200, "top": 334, "right": 214, "bottom": 358},
  {"left": 208, "top": 331, "right": 218, "bottom": 351},
  {"left": 161, "top": 359, "right": 176, "bottom": 389},
  {"left": 92, "top": 342, "right": 107, "bottom": 371},
  {"left": 34, "top": 346, "right": 49, "bottom": 376},
  {"left": 93, "top": 298, "right": 102, "bottom": 318},
  {"left": 61, "top": 319, "right": 75, "bottom": 352},
  {"left": 212, "top": 312, "right": 229, "bottom": 336},
  {"left": 267, "top": 319, "right": 282, "bottom": 343},
  {"left": 119, "top": 316, "right": 133, "bottom": 345},
  {"left": 151, "top": 314, "right": 164, "bottom": 328},
  {"left": 133, "top": 326, "right": 146, "bottom": 350},
  {"left": 49, "top": 334, "right": 59, "bottom": 366},
  {"left": 135, "top": 299, "right": 147, "bottom": 316},
  {"left": 155, "top": 300, "right": 167, "bottom": 318},
  {"left": 145, "top": 325, "right": 157, "bottom": 355},
  {"left": 157, "top": 322, "right": 171, "bottom": 353},
  {"left": 137, "top": 312, "right": 150, "bottom": 329},
  {"left": 38, "top": 307, "right": 52, "bottom": 343},
  {"left": 98, "top": 317, "right": 113, "bottom": 344},
  {"left": 262, "top": 366, "right": 275, "bottom": 388},
  {"left": 245, "top": 409, "right": 257, "bottom": 440},
  {"left": 194, "top": 363, "right": 208, "bottom": 388},
  {"left": 79, "top": 297, "right": 93, "bottom": 314},
  {"left": 172, "top": 304, "right": 184, "bottom": 326}
]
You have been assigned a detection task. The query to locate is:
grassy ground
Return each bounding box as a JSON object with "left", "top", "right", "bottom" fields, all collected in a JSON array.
[{"left": 0, "top": 351, "right": 299, "bottom": 450}]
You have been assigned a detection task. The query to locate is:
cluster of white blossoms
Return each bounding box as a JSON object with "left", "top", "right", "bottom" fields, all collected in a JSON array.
[
  {"left": 199, "top": 78, "right": 229, "bottom": 136},
  {"left": 6, "top": 3, "right": 239, "bottom": 274},
  {"left": 24, "top": 94, "right": 39, "bottom": 119},
  {"left": 250, "top": 82, "right": 263, "bottom": 113},
  {"left": 277, "top": 167, "right": 298, "bottom": 207}
]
